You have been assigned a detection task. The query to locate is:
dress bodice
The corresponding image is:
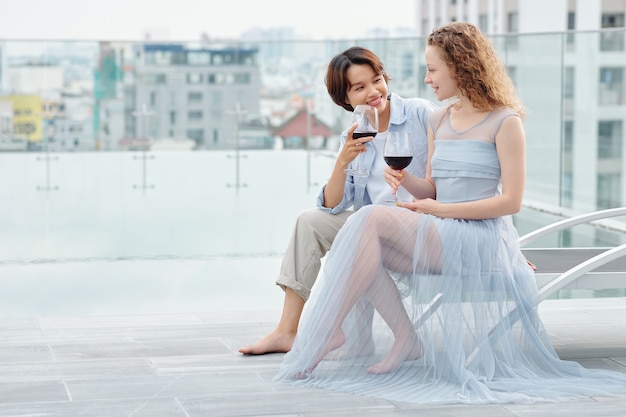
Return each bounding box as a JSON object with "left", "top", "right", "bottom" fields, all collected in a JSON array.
[
  {"left": 429, "top": 106, "right": 517, "bottom": 204},
  {"left": 431, "top": 140, "right": 501, "bottom": 203}
]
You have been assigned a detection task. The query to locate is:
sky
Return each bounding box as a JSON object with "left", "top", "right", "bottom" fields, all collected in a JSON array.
[{"left": 0, "top": 0, "right": 417, "bottom": 41}]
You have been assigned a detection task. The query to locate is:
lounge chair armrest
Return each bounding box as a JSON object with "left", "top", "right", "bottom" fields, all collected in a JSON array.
[{"left": 519, "top": 207, "right": 626, "bottom": 247}]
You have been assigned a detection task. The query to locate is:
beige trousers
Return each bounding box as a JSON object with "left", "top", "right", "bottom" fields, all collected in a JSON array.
[{"left": 276, "top": 208, "right": 355, "bottom": 302}]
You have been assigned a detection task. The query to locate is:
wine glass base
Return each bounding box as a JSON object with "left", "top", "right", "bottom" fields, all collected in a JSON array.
[{"left": 345, "top": 169, "right": 369, "bottom": 177}]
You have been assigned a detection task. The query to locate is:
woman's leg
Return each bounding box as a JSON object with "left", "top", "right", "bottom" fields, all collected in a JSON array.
[
  {"left": 363, "top": 270, "right": 423, "bottom": 373},
  {"left": 316, "top": 207, "right": 437, "bottom": 372},
  {"left": 240, "top": 209, "right": 353, "bottom": 355},
  {"left": 239, "top": 287, "right": 304, "bottom": 354}
]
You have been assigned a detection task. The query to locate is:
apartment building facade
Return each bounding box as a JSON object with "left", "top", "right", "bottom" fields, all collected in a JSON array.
[
  {"left": 95, "top": 42, "right": 264, "bottom": 150},
  {"left": 129, "top": 44, "right": 263, "bottom": 149}
]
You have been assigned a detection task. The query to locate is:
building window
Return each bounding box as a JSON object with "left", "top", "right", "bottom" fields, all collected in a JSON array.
[
  {"left": 562, "top": 173, "right": 573, "bottom": 208},
  {"left": 234, "top": 73, "right": 251, "bottom": 84},
  {"left": 188, "top": 110, "right": 203, "bottom": 121},
  {"left": 506, "top": 12, "right": 519, "bottom": 48},
  {"left": 563, "top": 123, "right": 573, "bottom": 153},
  {"left": 602, "top": 13, "right": 625, "bottom": 28},
  {"left": 186, "top": 73, "right": 204, "bottom": 84},
  {"left": 208, "top": 72, "right": 225, "bottom": 85},
  {"left": 598, "top": 121, "right": 623, "bottom": 159},
  {"left": 561, "top": 121, "right": 574, "bottom": 208},
  {"left": 567, "top": 12, "right": 576, "bottom": 45},
  {"left": 187, "top": 51, "right": 211, "bottom": 65},
  {"left": 601, "top": 13, "right": 625, "bottom": 51},
  {"left": 507, "top": 12, "right": 518, "bottom": 33},
  {"left": 145, "top": 51, "right": 171, "bottom": 66},
  {"left": 187, "top": 129, "right": 204, "bottom": 144},
  {"left": 144, "top": 74, "right": 166, "bottom": 85},
  {"left": 188, "top": 92, "right": 203, "bottom": 103},
  {"left": 598, "top": 68, "right": 624, "bottom": 106},
  {"left": 478, "top": 14, "right": 488, "bottom": 33},
  {"left": 597, "top": 172, "right": 622, "bottom": 209},
  {"left": 564, "top": 67, "right": 575, "bottom": 99}
]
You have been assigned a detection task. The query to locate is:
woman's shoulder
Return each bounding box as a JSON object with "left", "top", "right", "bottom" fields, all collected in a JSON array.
[
  {"left": 488, "top": 107, "right": 520, "bottom": 127},
  {"left": 430, "top": 105, "right": 451, "bottom": 117},
  {"left": 492, "top": 107, "right": 518, "bottom": 117},
  {"left": 427, "top": 105, "right": 452, "bottom": 128},
  {"left": 391, "top": 93, "right": 439, "bottom": 113}
]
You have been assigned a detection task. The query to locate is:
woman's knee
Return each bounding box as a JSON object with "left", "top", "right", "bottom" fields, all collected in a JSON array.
[
  {"left": 296, "top": 209, "right": 329, "bottom": 232},
  {"left": 362, "top": 205, "right": 392, "bottom": 226}
]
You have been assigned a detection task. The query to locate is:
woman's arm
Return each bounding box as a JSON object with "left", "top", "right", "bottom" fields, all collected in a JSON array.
[
  {"left": 323, "top": 123, "right": 373, "bottom": 208},
  {"left": 385, "top": 124, "right": 437, "bottom": 201}
]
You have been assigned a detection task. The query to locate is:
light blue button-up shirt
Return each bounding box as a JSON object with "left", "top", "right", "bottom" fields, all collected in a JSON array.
[{"left": 316, "top": 93, "right": 438, "bottom": 214}]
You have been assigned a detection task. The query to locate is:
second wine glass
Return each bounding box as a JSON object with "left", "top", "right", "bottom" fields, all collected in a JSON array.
[
  {"left": 345, "top": 104, "right": 378, "bottom": 177},
  {"left": 384, "top": 132, "right": 413, "bottom": 203}
]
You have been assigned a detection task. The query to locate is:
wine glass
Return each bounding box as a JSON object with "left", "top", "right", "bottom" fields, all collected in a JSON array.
[
  {"left": 345, "top": 104, "right": 378, "bottom": 177},
  {"left": 384, "top": 132, "right": 413, "bottom": 203}
]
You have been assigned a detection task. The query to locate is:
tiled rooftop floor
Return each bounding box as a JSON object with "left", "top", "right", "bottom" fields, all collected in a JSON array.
[
  {"left": 0, "top": 298, "right": 625, "bottom": 416},
  {"left": 1, "top": 258, "right": 625, "bottom": 416}
]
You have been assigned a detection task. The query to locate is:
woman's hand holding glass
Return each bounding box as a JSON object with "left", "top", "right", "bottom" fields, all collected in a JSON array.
[
  {"left": 383, "top": 132, "right": 413, "bottom": 203},
  {"left": 345, "top": 105, "right": 379, "bottom": 177},
  {"left": 340, "top": 123, "right": 375, "bottom": 171},
  {"left": 384, "top": 165, "right": 405, "bottom": 201}
]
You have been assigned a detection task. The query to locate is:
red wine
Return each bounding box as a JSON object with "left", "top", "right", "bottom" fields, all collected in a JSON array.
[
  {"left": 384, "top": 156, "right": 413, "bottom": 170},
  {"left": 353, "top": 131, "right": 377, "bottom": 139}
]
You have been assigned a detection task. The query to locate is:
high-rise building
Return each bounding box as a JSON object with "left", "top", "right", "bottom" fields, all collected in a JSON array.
[{"left": 416, "top": 0, "right": 624, "bottom": 35}]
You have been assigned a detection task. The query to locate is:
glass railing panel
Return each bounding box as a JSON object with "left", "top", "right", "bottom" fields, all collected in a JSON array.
[
  {"left": 502, "top": 32, "right": 565, "bottom": 207},
  {"left": 1, "top": 30, "right": 626, "bottom": 266},
  {"left": 0, "top": 149, "right": 336, "bottom": 261}
]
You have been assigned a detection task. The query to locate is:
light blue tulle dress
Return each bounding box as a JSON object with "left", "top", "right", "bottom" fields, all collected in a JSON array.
[{"left": 274, "top": 106, "right": 626, "bottom": 404}]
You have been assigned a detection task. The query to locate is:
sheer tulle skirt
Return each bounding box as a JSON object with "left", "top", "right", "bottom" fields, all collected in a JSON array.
[{"left": 274, "top": 205, "right": 626, "bottom": 404}]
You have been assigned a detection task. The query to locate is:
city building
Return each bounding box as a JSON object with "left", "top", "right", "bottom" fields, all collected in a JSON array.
[
  {"left": 416, "top": 0, "right": 625, "bottom": 35},
  {"left": 127, "top": 43, "right": 264, "bottom": 150},
  {"left": 1, "top": 48, "right": 96, "bottom": 152}
]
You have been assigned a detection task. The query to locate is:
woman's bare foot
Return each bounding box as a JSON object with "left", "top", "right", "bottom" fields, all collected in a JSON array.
[
  {"left": 238, "top": 328, "right": 296, "bottom": 355},
  {"left": 293, "top": 329, "right": 347, "bottom": 379},
  {"left": 327, "top": 331, "right": 376, "bottom": 360},
  {"left": 367, "top": 333, "right": 423, "bottom": 374}
]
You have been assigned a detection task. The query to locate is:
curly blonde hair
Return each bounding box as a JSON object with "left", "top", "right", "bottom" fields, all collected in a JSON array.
[{"left": 427, "top": 22, "right": 526, "bottom": 118}]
